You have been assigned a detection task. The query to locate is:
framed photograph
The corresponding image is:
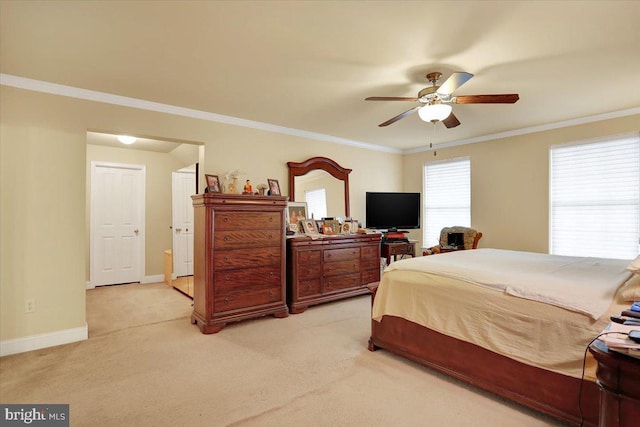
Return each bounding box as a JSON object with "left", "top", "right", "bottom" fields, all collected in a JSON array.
[
  {"left": 315, "top": 220, "right": 325, "bottom": 233},
  {"left": 286, "top": 202, "right": 308, "bottom": 225},
  {"left": 301, "top": 219, "right": 318, "bottom": 234},
  {"left": 267, "top": 178, "right": 281, "bottom": 196},
  {"left": 205, "top": 174, "right": 221, "bottom": 193},
  {"left": 351, "top": 220, "right": 360, "bottom": 233},
  {"left": 340, "top": 222, "right": 351, "bottom": 234},
  {"left": 288, "top": 222, "right": 301, "bottom": 234},
  {"left": 322, "top": 224, "right": 335, "bottom": 235},
  {"left": 324, "top": 219, "right": 340, "bottom": 234}
]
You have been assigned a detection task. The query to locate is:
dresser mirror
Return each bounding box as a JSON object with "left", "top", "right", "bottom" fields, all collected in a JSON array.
[{"left": 287, "top": 157, "right": 351, "bottom": 218}]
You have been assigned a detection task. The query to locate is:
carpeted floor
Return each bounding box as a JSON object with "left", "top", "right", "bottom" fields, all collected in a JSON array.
[{"left": 0, "top": 282, "right": 563, "bottom": 426}]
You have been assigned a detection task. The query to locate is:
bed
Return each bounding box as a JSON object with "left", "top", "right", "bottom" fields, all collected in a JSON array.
[{"left": 368, "top": 249, "right": 638, "bottom": 426}]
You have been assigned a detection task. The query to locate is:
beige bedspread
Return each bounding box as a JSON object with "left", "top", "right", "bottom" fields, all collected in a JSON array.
[{"left": 372, "top": 250, "right": 633, "bottom": 378}]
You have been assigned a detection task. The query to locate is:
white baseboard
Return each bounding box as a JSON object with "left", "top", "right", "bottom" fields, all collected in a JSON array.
[
  {"left": 0, "top": 324, "right": 88, "bottom": 357},
  {"left": 141, "top": 274, "right": 164, "bottom": 284},
  {"left": 86, "top": 280, "right": 95, "bottom": 290}
]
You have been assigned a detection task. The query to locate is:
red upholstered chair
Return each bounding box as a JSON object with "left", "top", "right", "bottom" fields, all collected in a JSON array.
[{"left": 423, "top": 226, "right": 483, "bottom": 256}]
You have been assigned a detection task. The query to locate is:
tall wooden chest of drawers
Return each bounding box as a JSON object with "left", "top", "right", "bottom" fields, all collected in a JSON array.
[
  {"left": 191, "top": 194, "right": 289, "bottom": 333},
  {"left": 286, "top": 233, "right": 382, "bottom": 314}
]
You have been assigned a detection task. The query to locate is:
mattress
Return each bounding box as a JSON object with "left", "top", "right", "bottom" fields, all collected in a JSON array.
[{"left": 372, "top": 250, "right": 633, "bottom": 379}]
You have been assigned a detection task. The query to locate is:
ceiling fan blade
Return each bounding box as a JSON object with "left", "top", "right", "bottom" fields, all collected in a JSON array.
[
  {"left": 365, "top": 96, "right": 418, "bottom": 101},
  {"left": 436, "top": 72, "right": 473, "bottom": 96},
  {"left": 378, "top": 106, "right": 421, "bottom": 127},
  {"left": 442, "top": 112, "right": 461, "bottom": 128},
  {"left": 454, "top": 94, "right": 520, "bottom": 104}
]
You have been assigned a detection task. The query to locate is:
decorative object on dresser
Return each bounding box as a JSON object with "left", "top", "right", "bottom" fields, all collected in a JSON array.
[
  {"left": 286, "top": 233, "right": 382, "bottom": 314},
  {"left": 267, "top": 178, "right": 281, "bottom": 195},
  {"left": 204, "top": 174, "right": 221, "bottom": 193},
  {"left": 191, "top": 193, "right": 289, "bottom": 333}
]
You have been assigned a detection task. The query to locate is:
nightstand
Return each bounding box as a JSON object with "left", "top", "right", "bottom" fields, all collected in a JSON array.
[{"left": 381, "top": 240, "right": 416, "bottom": 265}]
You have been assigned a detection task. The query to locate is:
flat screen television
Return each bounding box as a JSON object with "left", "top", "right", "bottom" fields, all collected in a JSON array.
[{"left": 365, "top": 192, "right": 420, "bottom": 231}]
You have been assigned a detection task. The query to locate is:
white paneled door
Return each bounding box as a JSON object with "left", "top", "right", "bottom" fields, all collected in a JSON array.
[
  {"left": 91, "top": 162, "right": 145, "bottom": 286},
  {"left": 171, "top": 170, "right": 195, "bottom": 278}
]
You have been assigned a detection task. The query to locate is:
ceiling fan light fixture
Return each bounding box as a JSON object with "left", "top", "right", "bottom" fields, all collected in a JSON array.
[
  {"left": 117, "top": 135, "right": 137, "bottom": 145},
  {"left": 418, "top": 104, "right": 452, "bottom": 123}
]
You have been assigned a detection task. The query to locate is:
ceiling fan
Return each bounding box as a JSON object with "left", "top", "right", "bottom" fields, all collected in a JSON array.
[{"left": 365, "top": 72, "right": 519, "bottom": 128}]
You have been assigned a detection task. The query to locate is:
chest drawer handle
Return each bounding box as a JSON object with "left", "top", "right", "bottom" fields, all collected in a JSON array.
[
  {"left": 223, "top": 298, "right": 230, "bottom": 304},
  {"left": 269, "top": 271, "right": 274, "bottom": 277},
  {"left": 307, "top": 284, "right": 312, "bottom": 290},
  {"left": 269, "top": 217, "right": 273, "bottom": 222},
  {"left": 225, "top": 277, "right": 230, "bottom": 282},
  {"left": 224, "top": 256, "right": 229, "bottom": 262},
  {"left": 223, "top": 217, "right": 229, "bottom": 223},
  {"left": 269, "top": 291, "right": 275, "bottom": 297},
  {"left": 268, "top": 233, "right": 273, "bottom": 240},
  {"left": 224, "top": 235, "right": 230, "bottom": 242}
]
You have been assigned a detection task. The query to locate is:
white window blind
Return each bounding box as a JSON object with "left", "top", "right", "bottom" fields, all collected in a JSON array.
[
  {"left": 423, "top": 158, "right": 471, "bottom": 246},
  {"left": 305, "top": 188, "right": 327, "bottom": 219},
  {"left": 550, "top": 134, "right": 640, "bottom": 259}
]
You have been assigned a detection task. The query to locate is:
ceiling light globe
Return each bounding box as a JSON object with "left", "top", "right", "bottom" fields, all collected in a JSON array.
[
  {"left": 418, "top": 104, "right": 452, "bottom": 122},
  {"left": 117, "top": 135, "right": 137, "bottom": 145}
]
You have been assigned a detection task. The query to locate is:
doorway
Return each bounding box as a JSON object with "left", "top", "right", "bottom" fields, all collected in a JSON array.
[
  {"left": 90, "top": 161, "right": 145, "bottom": 287},
  {"left": 171, "top": 166, "right": 195, "bottom": 297}
]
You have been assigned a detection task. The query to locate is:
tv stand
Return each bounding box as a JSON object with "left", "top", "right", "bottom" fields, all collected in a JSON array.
[{"left": 381, "top": 240, "right": 416, "bottom": 265}]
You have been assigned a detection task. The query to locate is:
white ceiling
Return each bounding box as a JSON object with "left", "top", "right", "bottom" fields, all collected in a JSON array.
[{"left": 2, "top": 1, "right": 639, "bottom": 152}]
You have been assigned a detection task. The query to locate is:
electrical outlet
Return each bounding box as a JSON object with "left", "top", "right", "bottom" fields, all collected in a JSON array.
[{"left": 25, "top": 299, "right": 35, "bottom": 313}]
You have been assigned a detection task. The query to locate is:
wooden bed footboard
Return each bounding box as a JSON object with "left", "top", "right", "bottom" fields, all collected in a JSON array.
[{"left": 367, "top": 284, "right": 599, "bottom": 426}]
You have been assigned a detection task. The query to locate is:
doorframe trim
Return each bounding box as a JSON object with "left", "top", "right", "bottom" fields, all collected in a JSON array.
[{"left": 90, "top": 161, "right": 146, "bottom": 286}]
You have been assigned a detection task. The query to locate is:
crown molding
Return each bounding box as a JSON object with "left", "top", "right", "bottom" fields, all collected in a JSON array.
[
  {"left": 403, "top": 107, "right": 640, "bottom": 154},
  {"left": 3, "top": 73, "right": 636, "bottom": 156},
  {"left": 0, "top": 73, "right": 401, "bottom": 154}
]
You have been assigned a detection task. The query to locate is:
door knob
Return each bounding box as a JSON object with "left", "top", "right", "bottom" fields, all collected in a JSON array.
[{"left": 134, "top": 229, "right": 139, "bottom": 235}]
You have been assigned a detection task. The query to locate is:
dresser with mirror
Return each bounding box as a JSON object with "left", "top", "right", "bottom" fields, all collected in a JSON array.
[{"left": 286, "top": 157, "right": 382, "bottom": 314}]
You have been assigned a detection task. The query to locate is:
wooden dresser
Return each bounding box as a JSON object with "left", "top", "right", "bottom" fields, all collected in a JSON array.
[
  {"left": 191, "top": 194, "right": 289, "bottom": 333},
  {"left": 286, "top": 233, "right": 382, "bottom": 314}
]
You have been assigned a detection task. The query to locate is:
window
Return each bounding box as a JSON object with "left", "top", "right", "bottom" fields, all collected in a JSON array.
[
  {"left": 423, "top": 158, "right": 471, "bottom": 246},
  {"left": 550, "top": 133, "right": 640, "bottom": 259},
  {"left": 305, "top": 188, "right": 327, "bottom": 219}
]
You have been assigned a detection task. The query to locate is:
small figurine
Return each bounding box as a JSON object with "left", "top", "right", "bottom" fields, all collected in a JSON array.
[{"left": 243, "top": 180, "right": 252, "bottom": 194}]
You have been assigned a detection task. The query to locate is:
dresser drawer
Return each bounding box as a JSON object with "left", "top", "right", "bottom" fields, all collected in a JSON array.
[
  {"left": 215, "top": 230, "right": 281, "bottom": 249},
  {"left": 297, "top": 279, "right": 321, "bottom": 298},
  {"left": 215, "top": 266, "right": 281, "bottom": 290},
  {"left": 215, "top": 211, "right": 281, "bottom": 230},
  {"left": 324, "top": 247, "right": 359, "bottom": 262},
  {"left": 324, "top": 273, "right": 361, "bottom": 293},
  {"left": 361, "top": 245, "right": 379, "bottom": 259},
  {"left": 298, "top": 250, "right": 321, "bottom": 264},
  {"left": 214, "top": 266, "right": 281, "bottom": 311},
  {"left": 361, "top": 269, "right": 380, "bottom": 285},
  {"left": 214, "top": 247, "right": 280, "bottom": 270},
  {"left": 214, "top": 283, "right": 282, "bottom": 312},
  {"left": 323, "top": 259, "right": 360, "bottom": 277},
  {"left": 298, "top": 264, "right": 321, "bottom": 279},
  {"left": 361, "top": 257, "right": 379, "bottom": 271}
]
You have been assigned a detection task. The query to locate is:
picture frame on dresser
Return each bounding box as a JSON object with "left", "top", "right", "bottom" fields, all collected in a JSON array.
[
  {"left": 286, "top": 202, "right": 308, "bottom": 225},
  {"left": 204, "top": 174, "right": 221, "bottom": 193},
  {"left": 301, "top": 219, "right": 318, "bottom": 234},
  {"left": 268, "top": 178, "right": 281, "bottom": 196}
]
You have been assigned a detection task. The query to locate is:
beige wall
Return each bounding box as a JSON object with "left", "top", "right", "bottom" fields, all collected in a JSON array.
[
  {"left": 85, "top": 144, "right": 195, "bottom": 281},
  {"left": 0, "top": 85, "right": 402, "bottom": 343},
  {"left": 403, "top": 115, "right": 640, "bottom": 252}
]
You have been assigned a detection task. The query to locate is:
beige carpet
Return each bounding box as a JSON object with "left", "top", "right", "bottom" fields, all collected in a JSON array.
[{"left": 0, "top": 283, "right": 563, "bottom": 426}]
